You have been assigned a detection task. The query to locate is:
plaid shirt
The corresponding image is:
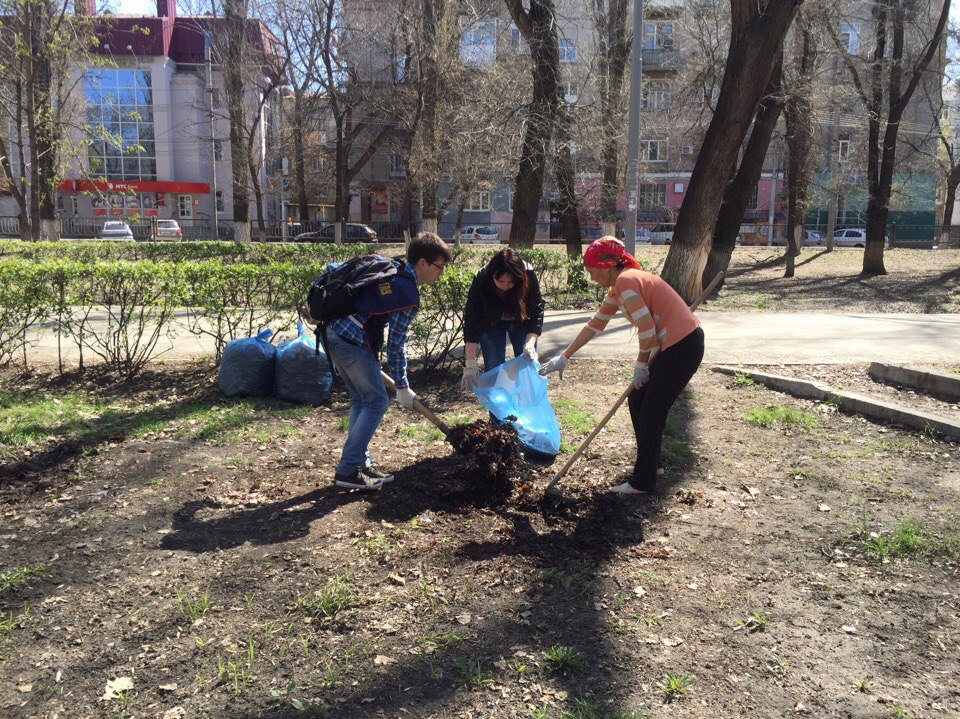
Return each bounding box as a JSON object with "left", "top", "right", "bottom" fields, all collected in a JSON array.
[{"left": 329, "top": 262, "right": 419, "bottom": 389}]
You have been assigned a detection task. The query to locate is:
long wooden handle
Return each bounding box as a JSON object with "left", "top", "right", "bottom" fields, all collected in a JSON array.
[
  {"left": 543, "top": 271, "right": 723, "bottom": 494},
  {"left": 380, "top": 371, "right": 450, "bottom": 435}
]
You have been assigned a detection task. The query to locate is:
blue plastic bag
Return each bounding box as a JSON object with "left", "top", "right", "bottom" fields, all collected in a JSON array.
[
  {"left": 217, "top": 329, "right": 276, "bottom": 398},
  {"left": 471, "top": 355, "right": 561, "bottom": 459},
  {"left": 275, "top": 323, "right": 333, "bottom": 406}
]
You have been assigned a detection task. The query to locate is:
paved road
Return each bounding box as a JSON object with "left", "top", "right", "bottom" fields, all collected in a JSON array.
[{"left": 26, "top": 311, "right": 960, "bottom": 365}]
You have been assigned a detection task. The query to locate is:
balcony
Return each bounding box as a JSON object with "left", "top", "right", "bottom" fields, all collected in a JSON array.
[{"left": 641, "top": 48, "right": 677, "bottom": 71}]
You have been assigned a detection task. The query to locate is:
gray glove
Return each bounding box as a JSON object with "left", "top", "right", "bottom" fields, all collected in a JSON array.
[
  {"left": 460, "top": 360, "right": 479, "bottom": 391},
  {"left": 633, "top": 362, "right": 650, "bottom": 389},
  {"left": 538, "top": 354, "right": 568, "bottom": 379}
]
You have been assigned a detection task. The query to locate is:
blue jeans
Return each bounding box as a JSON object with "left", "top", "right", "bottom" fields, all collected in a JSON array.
[
  {"left": 325, "top": 331, "right": 390, "bottom": 476},
  {"left": 478, "top": 320, "right": 526, "bottom": 371}
]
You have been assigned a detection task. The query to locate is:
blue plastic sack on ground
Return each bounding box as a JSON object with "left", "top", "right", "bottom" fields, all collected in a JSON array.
[
  {"left": 471, "top": 355, "right": 561, "bottom": 459},
  {"left": 275, "top": 323, "right": 333, "bottom": 406},
  {"left": 217, "top": 329, "right": 276, "bottom": 398}
]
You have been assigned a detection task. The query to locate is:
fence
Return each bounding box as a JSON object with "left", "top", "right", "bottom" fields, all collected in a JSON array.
[{"left": 3, "top": 215, "right": 959, "bottom": 248}]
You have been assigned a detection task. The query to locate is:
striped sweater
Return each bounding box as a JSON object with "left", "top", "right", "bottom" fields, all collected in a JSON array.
[{"left": 585, "top": 269, "right": 700, "bottom": 361}]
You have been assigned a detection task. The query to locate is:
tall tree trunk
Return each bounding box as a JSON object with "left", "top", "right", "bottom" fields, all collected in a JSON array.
[
  {"left": 941, "top": 165, "right": 960, "bottom": 247},
  {"left": 292, "top": 92, "right": 310, "bottom": 222},
  {"left": 702, "top": 55, "right": 784, "bottom": 291},
  {"left": 596, "top": 0, "right": 629, "bottom": 234},
  {"left": 506, "top": 0, "right": 561, "bottom": 249},
  {"left": 554, "top": 105, "right": 582, "bottom": 259},
  {"left": 420, "top": 0, "right": 444, "bottom": 232},
  {"left": 783, "top": 26, "right": 815, "bottom": 279},
  {"left": 224, "top": 0, "right": 251, "bottom": 243},
  {"left": 662, "top": 0, "right": 801, "bottom": 302}
]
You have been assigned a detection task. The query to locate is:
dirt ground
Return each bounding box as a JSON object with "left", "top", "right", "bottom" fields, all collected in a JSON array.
[
  {"left": 1, "top": 359, "right": 958, "bottom": 719},
  {"left": 632, "top": 247, "right": 960, "bottom": 314}
]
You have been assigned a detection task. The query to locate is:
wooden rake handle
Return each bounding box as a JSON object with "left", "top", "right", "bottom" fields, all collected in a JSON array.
[
  {"left": 380, "top": 371, "right": 450, "bottom": 435},
  {"left": 543, "top": 271, "right": 724, "bottom": 495}
]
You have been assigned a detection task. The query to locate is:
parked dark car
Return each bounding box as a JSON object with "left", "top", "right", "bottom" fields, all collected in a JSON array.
[{"left": 294, "top": 223, "right": 378, "bottom": 243}]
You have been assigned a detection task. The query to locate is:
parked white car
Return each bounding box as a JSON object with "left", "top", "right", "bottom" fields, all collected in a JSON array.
[
  {"left": 770, "top": 229, "right": 824, "bottom": 247},
  {"left": 833, "top": 228, "right": 890, "bottom": 248},
  {"left": 458, "top": 225, "right": 500, "bottom": 244},
  {"left": 99, "top": 221, "right": 134, "bottom": 240},
  {"left": 153, "top": 219, "right": 182, "bottom": 241}
]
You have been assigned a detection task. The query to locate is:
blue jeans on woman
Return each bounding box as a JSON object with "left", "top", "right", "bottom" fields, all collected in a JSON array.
[
  {"left": 478, "top": 319, "right": 526, "bottom": 372},
  {"left": 325, "top": 331, "right": 390, "bottom": 477}
]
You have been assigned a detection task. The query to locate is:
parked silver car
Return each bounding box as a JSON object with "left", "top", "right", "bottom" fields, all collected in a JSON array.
[
  {"left": 833, "top": 228, "right": 890, "bottom": 248},
  {"left": 99, "top": 221, "right": 134, "bottom": 240},
  {"left": 153, "top": 219, "right": 182, "bottom": 241},
  {"left": 458, "top": 225, "right": 500, "bottom": 244}
]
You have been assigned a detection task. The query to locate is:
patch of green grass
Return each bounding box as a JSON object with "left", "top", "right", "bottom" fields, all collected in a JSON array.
[
  {"left": 335, "top": 416, "right": 349, "bottom": 432},
  {"left": 398, "top": 424, "right": 444, "bottom": 444},
  {"left": 661, "top": 438, "right": 694, "bottom": 470},
  {"left": 144, "top": 476, "right": 166, "bottom": 487},
  {"left": 174, "top": 588, "right": 211, "bottom": 625},
  {"left": 744, "top": 403, "right": 820, "bottom": 430},
  {"left": 0, "top": 564, "right": 51, "bottom": 592},
  {"left": 544, "top": 645, "right": 585, "bottom": 674},
  {"left": 0, "top": 391, "right": 128, "bottom": 447},
  {"left": 734, "top": 371, "right": 755, "bottom": 387},
  {"left": 733, "top": 611, "right": 770, "bottom": 633},
  {"left": 857, "top": 519, "right": 958, "bottom": 563},
  {"left": 549, "top": 697, "right": 646, "bottom": 719},
  {"left": 294, "top": 575, "right": 355, "bottom": 618},
  {"left": 420, "top": 630, "right": 466, "bottom": 654},
  {"left": 224, "top": 457, "right": 250, "bottom": 469},
  {"left": 553, "top": 398, "right": 595, "bottom": 435},
  {"left": 657, "top": 671, "right": 694, "bottom": 702},
  {"left": 452, "top": 656, "right": 492, "bottom": 688}
]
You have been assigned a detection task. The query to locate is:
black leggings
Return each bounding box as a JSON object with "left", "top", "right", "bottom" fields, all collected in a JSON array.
[{"left": 627, "top": 327, "right": 704, "bottom": 492}]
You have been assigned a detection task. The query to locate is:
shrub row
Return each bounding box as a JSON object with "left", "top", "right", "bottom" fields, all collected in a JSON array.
[{"left": 0, "top": 258, "right": 477, "bottom": 377}]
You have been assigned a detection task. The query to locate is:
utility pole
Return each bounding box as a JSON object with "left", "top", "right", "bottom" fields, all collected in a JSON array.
[
  {"left": 623, "top": 0, "right": 645, "bottom": 255},
  {"left": 205, "top": 38, "right": 220, "bottom": 241}
]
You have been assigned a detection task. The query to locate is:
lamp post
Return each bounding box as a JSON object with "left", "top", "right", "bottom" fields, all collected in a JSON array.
[{"left": 623, "top": 0, "right": 645, "bottom": 255}]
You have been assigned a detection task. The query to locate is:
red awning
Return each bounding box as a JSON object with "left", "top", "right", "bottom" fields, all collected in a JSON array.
[{"left": 58, "top": 179, "right": 210, "bottom": 195}]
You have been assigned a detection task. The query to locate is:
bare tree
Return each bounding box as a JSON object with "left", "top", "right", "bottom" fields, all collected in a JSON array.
[
  {"left": 593, "top": 0, "right": 630, "bottom": 235},
  {"left": 839, "top": 0, "right": 950, "bottom": 275},
  {"left": 661, "top": 0, "right": 802, "bottom": 302},
  {"left": 505, "top": 0, "right": 561, "bottom": 249},
  {"left": 0, "top": 0, "right": 90, "bottom": 240},
  {"left": 782, "top": 14, "right": 819, "bottom": 277}
]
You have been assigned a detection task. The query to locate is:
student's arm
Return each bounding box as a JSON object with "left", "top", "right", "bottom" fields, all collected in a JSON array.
[
  {"left": 386, "top": 306, "right": 417, "bottom": 389},
  {"left": 562, "top": 290, "right": 617, "bottom": 359}
]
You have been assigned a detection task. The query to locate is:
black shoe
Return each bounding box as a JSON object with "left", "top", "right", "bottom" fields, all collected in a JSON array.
[
  {"left": 333, "top": 469, "right": 383, "bottom": 490},
  {"left": 363, "top": 465, "right": 395, "bottom": 483}
]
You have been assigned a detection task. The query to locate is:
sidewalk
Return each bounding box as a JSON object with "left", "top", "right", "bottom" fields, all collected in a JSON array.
[{"left": 25, "top": 311, "right": 960, "bottom": 365}]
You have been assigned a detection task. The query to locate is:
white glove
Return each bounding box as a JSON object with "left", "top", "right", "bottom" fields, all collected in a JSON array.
[
  {"left": 538, "top": 354, "right": 568, "bottom": 379},
  {"left": 396, "top": 387, "right": 417, "bottom": 410},
  {"left": 633, "top": 362, "right": 650, "bottom": 389},
  {"left": 460, "top": 360, "right": 479, "bottom": 391},
  {"left": 523, "top": 339, "right": 538, "bottom": 363}
]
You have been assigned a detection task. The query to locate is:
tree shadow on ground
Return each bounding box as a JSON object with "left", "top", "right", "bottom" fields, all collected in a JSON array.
[{"left": 240, "top": 391, "right": 702, "bottom": 718}]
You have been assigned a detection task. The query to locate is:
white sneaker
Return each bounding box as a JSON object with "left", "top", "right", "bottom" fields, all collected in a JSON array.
[{"left": 609, "top": 482, "right": 649, "bottom": 495}]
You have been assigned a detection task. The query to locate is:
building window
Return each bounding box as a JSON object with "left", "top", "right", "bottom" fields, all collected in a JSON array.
[
  {"left": 839, "top": 24, "right": 860, "bottom": 55},
  {"left": 389, "top": 152, "right": 405, "bottom": 178},
  {"left": 216, "top": 190, "right": 225, "bottom": 213},
  {"left": 564, "top": 80, "right": 579, "bottom": 103},
  {"left": 838, "top": 133, "right": 850, "bottom": 162},
  {"left": 637, "top": 182, "right": 666, "bottom": 210},
  {"left": 393, "top": 54, "right": 407, "bottom": 83},
  {"left": 747, "top": 184, "right": 759, "bottom": 211},
  {"left": 178, "top": 194, "right": 193, "bottom": 219},
  {"left": 673, "top": 182, "right": 684, "bottom": 194},
  {"left": 85, "top": 68, "right": 156, "bottom": 181},
  {"left": 643, "top": 23, "right": 673, "bottom": 50},
  {"left": 681, "top": 142, "right": 694, "bottom": 156},
  {"left": 213, "top": 139, "right": 223, "bottom": 161},
  {"left": 461, "top": 18, "right": 497, "bottom": 66},
  {"left": 559, "top": 39, "right": 576, "bottom": 63},
  {"left": 467, "top": 191, "right": 490, "bottom": 211},
  {"left": 640, "top": 139, "right": 667, "bottom": 163},
  {"left": 509, "top": 23, "right": 525, "bottom": 52},
  {"left": 643, "top": 81, "right": 669, "bottom": 110}
]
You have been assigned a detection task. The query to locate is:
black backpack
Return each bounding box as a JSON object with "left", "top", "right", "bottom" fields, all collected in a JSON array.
[{"left": 305, "top": 255, "right": 399, "bottom": 372}]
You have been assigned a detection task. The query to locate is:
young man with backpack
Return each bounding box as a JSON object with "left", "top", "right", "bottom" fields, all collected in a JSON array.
[{"left": 314, "top": 232, "right": 452, "bottom": 490}]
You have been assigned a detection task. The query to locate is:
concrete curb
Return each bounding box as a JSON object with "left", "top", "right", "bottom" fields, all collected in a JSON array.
[
  {"left": 713, "top": 365, "right": 960, "bottom": 441},
  {"left": 868, "top": 362, "right": 960, "bottom": 402}
]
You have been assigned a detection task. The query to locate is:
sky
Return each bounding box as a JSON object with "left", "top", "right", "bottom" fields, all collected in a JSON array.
[{"left": 114, "top": 0, "right": 160, "bottom": 14}]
